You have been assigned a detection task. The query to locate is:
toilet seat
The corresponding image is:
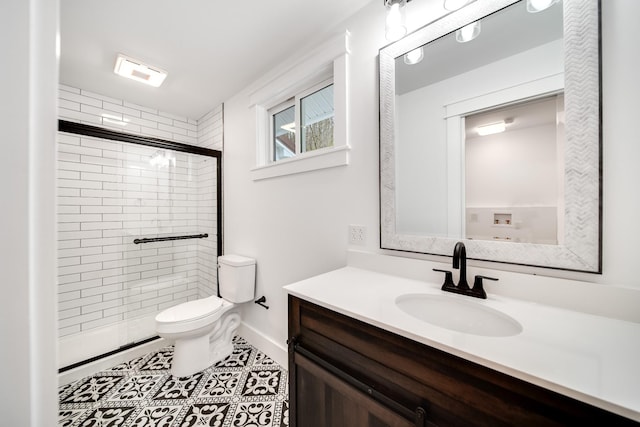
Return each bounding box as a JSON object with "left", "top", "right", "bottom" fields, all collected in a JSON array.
[{"left": 156, "top": 296, "right": 224, "bottom": 329}]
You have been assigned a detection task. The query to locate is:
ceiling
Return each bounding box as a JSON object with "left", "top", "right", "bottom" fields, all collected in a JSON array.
[{"left": 60, "top": 0, "right": 375, "bottom": 120}]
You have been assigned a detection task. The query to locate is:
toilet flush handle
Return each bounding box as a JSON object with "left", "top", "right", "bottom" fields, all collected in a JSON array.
[{"left": 255, "top": 296, "right": 269, "bottom": 309}]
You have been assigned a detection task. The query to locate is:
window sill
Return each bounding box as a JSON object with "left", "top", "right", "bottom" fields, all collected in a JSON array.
[{"left": 250, "top": 145, "right": 350, "bottom": 181}]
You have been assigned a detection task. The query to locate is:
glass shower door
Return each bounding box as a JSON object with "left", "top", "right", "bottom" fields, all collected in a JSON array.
[{"left": 56, "top": 122, "right": 221, "bottom": 369}]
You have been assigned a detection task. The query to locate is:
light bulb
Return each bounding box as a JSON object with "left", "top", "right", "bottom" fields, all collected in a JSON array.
[
  {"left": 404, "top": 47, "right": 424, "bottom": 65},
  {"left": 455, "top": 21, "right": 481, "bottom": 43},
  {"left": 385, "top": 2, "right": 407, "bottom": 41},
  {"left": 526, "top": 0, "right": 558, "bottom": 13}
]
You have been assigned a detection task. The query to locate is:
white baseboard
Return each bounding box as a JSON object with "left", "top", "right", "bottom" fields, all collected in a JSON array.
[
  {"left": 58, "top": 338, "right": 170, "bottom": 387},
  {"left": 238, "top": 322, "right": 288, "bottom": 369}
]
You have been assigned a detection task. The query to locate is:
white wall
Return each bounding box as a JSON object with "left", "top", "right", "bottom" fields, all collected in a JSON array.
[
  {"left": 223, "top": 0, "right": 640, "bottom": 360},
  {"left": 0, "top": 0, "right": 59, "bottom": 424},
  {"left": 466, "top": 124, "right": 558, "bottom": 207},
  {"left": 598, "top": 0, "right": 640, "bottom": 289}
]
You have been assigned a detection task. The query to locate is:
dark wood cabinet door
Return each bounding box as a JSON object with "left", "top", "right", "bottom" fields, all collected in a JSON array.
[{"left": 294, "top": 352, "right": 417, "bottom": 427}]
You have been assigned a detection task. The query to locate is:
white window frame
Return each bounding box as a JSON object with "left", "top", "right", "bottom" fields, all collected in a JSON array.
[{"left": 249, "top": 32, "right": 350, "bottom": 181}]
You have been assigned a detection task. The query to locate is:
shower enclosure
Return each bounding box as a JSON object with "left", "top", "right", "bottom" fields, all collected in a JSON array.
[{"left": 56, "top": 121, "right": 222, "bottom": 370}]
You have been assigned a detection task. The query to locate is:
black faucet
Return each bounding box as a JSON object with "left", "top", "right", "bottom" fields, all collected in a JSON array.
[
  {"left": 433, "top": 241, "right": 498, "bottom": 299},
  {"left": 452, "top": 241, "right": 470, "bottom": 290}
]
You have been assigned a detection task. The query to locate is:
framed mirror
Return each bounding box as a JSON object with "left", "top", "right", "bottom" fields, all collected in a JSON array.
[{"left": 379, "top": 0, "right": 601, "bottom": 272}]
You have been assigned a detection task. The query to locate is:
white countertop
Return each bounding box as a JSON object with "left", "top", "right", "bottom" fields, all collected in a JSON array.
[{"left": 284, "top": 266, "right": 640, "bottom": 422}]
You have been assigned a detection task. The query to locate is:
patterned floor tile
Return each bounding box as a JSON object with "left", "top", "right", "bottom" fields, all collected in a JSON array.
[
  {"left": 76, "top": 405, "right": 138, "bottom": 426},
  {"left": 61, "top": 375, "right": 124, "bottom": 405},
  {"left": 58, "top": 336, "right": 288, "bottom": 427},
  {"left": 107, "top": 374, "right": 164, "bottom": 402},
  {"left": 253, "top": 351, "right": 278, "bottom": 367},
  {"left": 280, "top": 400, "right": 289, "bottom": 427},
  {"left": 214, "top": 346, "right": 252, "bottom": 369},
  {"left": 107, "top": 355, "right": 146, "bottom": 372},
  {"left": 58, "top": 408, "right": 85, "bottom": 427},
  {"left": 181, "top": 402, "right": 230, "bottom": 427},
  {"left": 198, "top": 371, "right": 242, "bottom": 398},
  {"left": 232, "top": 401, "right": 278, "bottom": 427},
  {"left": 139, "top": 348, "right": 174, "bottom": 372},
  {"left": 241, "top": 369, "right": 282, "bottom": 398},
  {"left": 128, "top": 404, "right": 183, "bottom": 426},
  {"left": 152, "top": 372, "right": 206, "bottom": 401}
]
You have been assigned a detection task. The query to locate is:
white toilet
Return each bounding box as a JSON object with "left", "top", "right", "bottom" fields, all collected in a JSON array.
[{"left": 155, "top": 254, "right": 256, "bottom": 377}]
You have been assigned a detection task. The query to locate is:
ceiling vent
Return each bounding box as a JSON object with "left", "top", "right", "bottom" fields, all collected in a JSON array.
[{"left": 114, "top": 54, "right": 167, "bottom": 87}]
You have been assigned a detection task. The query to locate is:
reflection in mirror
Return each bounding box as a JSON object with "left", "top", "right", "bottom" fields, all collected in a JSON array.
[
  {"left": 379, "top": 0, "right": 601, "bottom": 272},
  {"left": 465, "top": 94, "right": 564, "bottom": 244}
]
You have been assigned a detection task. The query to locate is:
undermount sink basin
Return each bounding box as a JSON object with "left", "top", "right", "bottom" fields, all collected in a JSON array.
[{"left": 395, "top": 293, "right": 522, "bottom": 337}]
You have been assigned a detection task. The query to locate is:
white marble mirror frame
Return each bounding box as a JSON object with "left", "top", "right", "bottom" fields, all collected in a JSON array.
[{"left": 380, "top": 0, "right": 601, "bottom": 272}]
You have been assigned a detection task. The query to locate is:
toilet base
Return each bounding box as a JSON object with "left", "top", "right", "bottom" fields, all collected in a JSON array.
[{"left": 169, "top": 311, "right": 241, "bottom": 378}]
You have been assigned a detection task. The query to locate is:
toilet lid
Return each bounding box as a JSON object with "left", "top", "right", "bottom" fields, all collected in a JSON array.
[{"left": 156, "top": 296, "right": 224, "bottom": 323}]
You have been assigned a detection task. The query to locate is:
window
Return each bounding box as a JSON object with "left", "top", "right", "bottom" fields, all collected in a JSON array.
[
  {"left": 270, "top": 80, "right": 334, "bottom": 162},
  {"left": 301, "top": 83, "right": 334, "bottom": 154},
  {"left": 250, "top": 32, "right": 350, "bottom": 181},
  {"left": 272, "top": 101, "right": 296, "bottom": 161}
]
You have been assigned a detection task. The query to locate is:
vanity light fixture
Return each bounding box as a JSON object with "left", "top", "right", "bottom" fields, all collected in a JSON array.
[
  {"left": 404, "top": 47, "right": 424, "bottom": 65},
  {"left": 476, "top": 121, "right": 506, "bottom": 136},
  {"left": 384, "top": 0, "right": 412, "bottom": 42},
  {"left": 443, "top": 0, "right": 473, "bottom": 11},
  {"left": 526, "top": 0, "right": 559, "bottom": 13},
  {"left": 114, "top": 54, "right": 168, "bottom": 87},
  {"left": 456, "top": 20, "right": 481, "bottom": 43}
]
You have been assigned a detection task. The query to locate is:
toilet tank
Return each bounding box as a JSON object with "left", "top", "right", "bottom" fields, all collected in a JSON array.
[{"left": 218, "top": 254, "right": 256, "bottom": 303}]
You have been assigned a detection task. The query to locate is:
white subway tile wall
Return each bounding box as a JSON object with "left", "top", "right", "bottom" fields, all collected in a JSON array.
[{"left": 57, "top": 85, "right": 223, "bottom": 338}]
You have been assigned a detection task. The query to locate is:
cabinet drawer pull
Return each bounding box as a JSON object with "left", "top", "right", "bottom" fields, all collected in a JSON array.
[{"left": 294, "top": 342, "right": 427, "bottom": 426}]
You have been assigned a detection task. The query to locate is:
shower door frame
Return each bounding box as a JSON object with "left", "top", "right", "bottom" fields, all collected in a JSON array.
[{"left": 57, "top": 119, "right": 223, "bottom": 371}]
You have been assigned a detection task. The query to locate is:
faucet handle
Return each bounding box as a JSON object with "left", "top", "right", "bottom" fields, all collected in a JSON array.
[
  {"left": 433, "top": 268, "right": 455, "bottom": 290},
  {"left": 471, "top": 275, "right": 498, "bottom": 299}
]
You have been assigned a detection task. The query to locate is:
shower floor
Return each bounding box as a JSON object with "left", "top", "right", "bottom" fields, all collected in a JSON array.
[{"left": 58, "top": 336, "right": 289, "bottom": 427}]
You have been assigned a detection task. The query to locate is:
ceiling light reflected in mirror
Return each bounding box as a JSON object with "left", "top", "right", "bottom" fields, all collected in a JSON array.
[
  {"left": 476, "top": 121, "right": 507, "bottom": 136},
  {"left": 281, "top": 122, "right": 296, "bottom": 133}
]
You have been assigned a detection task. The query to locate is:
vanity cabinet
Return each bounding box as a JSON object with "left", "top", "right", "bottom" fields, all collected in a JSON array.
[{"left": 288, "top": 295, "right": 637, "bottom": 427}]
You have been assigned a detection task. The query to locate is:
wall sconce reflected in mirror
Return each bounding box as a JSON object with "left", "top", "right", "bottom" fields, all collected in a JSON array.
[
  {"left": 526, "top": 0, "right": 559, "bottom": 13},
  {"left": 404, "top": 47, "right": 424, "bottom": 65},
  {"left": 456, "top": 20, "right": 481, "bottom": 43},
  {"left": 384, "top": 0, "right": 411, "bottom": 42}
]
